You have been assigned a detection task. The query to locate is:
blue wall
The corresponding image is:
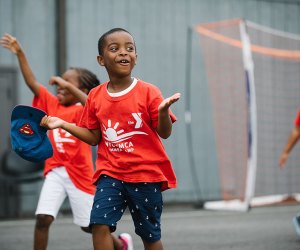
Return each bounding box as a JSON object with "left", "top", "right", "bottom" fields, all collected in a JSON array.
[{"left": 0, "top": 0, "right": 299, "bottom": 213}]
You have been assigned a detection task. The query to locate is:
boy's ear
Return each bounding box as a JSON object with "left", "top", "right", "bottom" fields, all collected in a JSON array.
[
  {"left": 134, "top": 53, "right": 138, "bottom": 65},
  {"left": 97, "top": 55, "right": 104, "bottom": 66}
]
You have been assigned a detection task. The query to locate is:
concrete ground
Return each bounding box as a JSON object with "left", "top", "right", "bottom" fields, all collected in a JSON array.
[{"left": 0, "top": 203, "right": 300, "bottom": 250}]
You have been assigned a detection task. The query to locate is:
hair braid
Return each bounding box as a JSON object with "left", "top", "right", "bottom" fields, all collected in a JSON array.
[{"left": 70, "top": 67, "right": 100, "bottom": 92}]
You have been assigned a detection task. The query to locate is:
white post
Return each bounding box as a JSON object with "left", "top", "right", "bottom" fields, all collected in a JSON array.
[{"left": 240, "top": 19, "right": 258, "bottom": 208}]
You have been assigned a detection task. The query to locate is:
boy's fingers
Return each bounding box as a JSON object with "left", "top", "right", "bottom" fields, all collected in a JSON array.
[
  {"left": 168, "top": 93, "right": 181, "bottom": 103},
  {"left": 173, "top": 92, "right": 181, "bottom": 98}
]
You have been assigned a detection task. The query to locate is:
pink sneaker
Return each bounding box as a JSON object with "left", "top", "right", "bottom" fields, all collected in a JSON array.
[{"left": 119, "top": 233, "right": 133, "bottom": 250}]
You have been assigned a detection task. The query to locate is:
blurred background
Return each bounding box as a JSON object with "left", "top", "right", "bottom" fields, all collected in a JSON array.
[{"left": 0, "top": 0, "right": 300, "bottom": 218}]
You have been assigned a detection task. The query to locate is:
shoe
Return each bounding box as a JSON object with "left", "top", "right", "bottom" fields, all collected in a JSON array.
[
  {"left": 292, "top": 215, "right": 300, "bottom": 236},
  {"left": 119, "top": 233, "right": 133, "bottom": 250}
]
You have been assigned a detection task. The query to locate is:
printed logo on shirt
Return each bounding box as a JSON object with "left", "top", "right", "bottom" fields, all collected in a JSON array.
[
  {"left": 103, "top": 117, "right": 148, "bottom": 152},
  {"left": 53, "top": 127, "right": 76, "bottom": 153},
  {"left": 131, "top": 112, "right": 142, "bottom": 128}
]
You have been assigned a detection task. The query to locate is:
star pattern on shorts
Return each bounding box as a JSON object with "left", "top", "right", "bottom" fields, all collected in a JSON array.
[{"left": 93, "top": 179, "right": 162, "bottom": 242}]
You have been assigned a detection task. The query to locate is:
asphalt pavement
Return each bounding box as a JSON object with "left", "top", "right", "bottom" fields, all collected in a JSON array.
[{"left": 0, "top": 203, "right": 299, "bottom": 250}]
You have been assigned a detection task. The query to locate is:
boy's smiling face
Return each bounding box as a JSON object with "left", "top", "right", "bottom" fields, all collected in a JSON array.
[{"left": 97, "top": 31, "right": 137, "bottom": 78}]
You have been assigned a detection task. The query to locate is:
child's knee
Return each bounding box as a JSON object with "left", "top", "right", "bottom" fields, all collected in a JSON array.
[
  {"left": 142, "top": 238, "right": 163, "bottom": 250},
  {"left": 35, "top": 214, "right": 54, "bottom": 229},
  {"left": 91, "top": 224, "right": 111, "bottom": 236}
]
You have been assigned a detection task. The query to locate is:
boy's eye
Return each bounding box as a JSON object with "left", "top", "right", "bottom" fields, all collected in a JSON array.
[
  {"left": 110, "top": 47, "right": 118, "bottom": 51},
  {"left": 127, "top": 47, "right": 134, "bottom": 52}
]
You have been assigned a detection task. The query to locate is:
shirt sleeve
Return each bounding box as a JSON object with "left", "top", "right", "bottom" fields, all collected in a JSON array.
[
  {"left": 79, "top": 92, "right": 100, "bottom": 129},
  {"left": 294, "top": 109, "right": 300, "bottom": 127},
  {"left": 32, "top": 85, "right": 56, "bottom": 113}
]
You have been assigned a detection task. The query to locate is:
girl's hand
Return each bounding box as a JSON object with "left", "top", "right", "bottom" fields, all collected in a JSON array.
[
  {"left": 0, "top": 33, "right": 22, "bottom": 55},
  {"left": 49, "top": 76, "right": 70, "bottom": 89},
  {"left": 40, "top": 115, "right": 64, "bottom": 130},
  {"left": 158, "top": 93, "right": 181, "bottom": 113}
]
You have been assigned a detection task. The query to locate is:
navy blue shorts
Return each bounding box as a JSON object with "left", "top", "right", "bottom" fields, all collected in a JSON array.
[{"left": 90, "top": 175, "right": 163, "bottom": 242}]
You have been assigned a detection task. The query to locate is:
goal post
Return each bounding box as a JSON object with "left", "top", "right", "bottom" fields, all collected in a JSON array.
[
  {"left": 240, "top": 19, "right": 257, "bottom": 209},
  {"left": 194, "top": 18, "right": 300, "bottom": 211}
]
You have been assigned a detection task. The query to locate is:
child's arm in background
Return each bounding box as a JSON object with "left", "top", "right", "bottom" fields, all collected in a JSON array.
[
  {"left": 0, "top": 33, "right": 40, "bottom": 96},
  {"left": 49, "top": 76, "right": 88, "bottom": 105},
  {"left": 279, "top": 125, "right": 300, "bottom": 168}
]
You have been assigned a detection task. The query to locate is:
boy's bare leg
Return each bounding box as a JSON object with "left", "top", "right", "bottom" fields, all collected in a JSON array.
[
  {"left": 142, "top": 239, "right": 163, "bottom": 250},
  {"left": 81, "top": 226, "right": 123, "bottom": 249},
  {"left": 92, "top": 224, "right": 114, "bottom": 250}
]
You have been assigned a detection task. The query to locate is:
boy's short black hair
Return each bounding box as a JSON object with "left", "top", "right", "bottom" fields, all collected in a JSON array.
[{"left": 97, "top": 28, "right": 135, "bottom": 56}]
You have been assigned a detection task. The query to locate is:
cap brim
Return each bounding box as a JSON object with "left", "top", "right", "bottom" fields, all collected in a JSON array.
[{"left": 11, "top": 105, "right": 47, "bottom": 125}]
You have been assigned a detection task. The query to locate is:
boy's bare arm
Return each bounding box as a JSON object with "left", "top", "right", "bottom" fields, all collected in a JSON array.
[
  {"left": 0, "top": 33, "right": 40, "bottom": 96},
  {"left": 156, "top": 93, "right": 181, "bottom": 139},
  {"left": 40, "top": 115, "right": 101, "bottom": 146}
]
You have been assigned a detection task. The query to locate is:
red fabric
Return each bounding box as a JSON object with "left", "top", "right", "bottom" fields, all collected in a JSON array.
[
  {"left": 33, "top": 85, "right": 95, "bottom": 194},
  {"left": 79, "top": 79, "right": 177, "bottom": 191},
  {"left": 295, "top": 109, "right": 300, "bottom": 127}
]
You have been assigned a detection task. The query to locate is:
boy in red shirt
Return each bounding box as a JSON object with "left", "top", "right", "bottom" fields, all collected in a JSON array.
[
  {"left": 0, "top": 33, "right": 131, "bottom": 250},
  {"left": 40, "top": 28, "right": 181, "bottom": 250}
]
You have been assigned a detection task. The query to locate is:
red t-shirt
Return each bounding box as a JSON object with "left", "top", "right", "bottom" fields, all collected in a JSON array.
[
  {"left": 33, "top": 85, "right": 95, "bottom": 194},
  {"left": 79, "top": 79, "right": 177, "bottom": 191},
  {"left": 295, "top": 109, "right": 300, "bottom": 127}
]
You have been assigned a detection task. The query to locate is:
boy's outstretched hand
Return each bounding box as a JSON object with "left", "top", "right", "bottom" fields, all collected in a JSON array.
[
  {"left": 156, "top": 93, "right": 181, "bottom": 139},
  {"left": 0, "top": 33, "right": 22, "bottom": 54},
  {"left": 158, "top": 93, "right": 181, "bottom": 112}
]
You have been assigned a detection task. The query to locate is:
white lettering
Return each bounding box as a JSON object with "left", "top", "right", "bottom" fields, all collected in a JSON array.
[{"left": 105, "top": 140, "right": 134, "bottom": 152}]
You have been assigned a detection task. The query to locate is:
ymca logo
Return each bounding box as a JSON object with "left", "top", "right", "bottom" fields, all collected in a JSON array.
[
  {"left": 103, "top": 117, "right": 147, "bottom": 152},
  {"left": 131, "top": 112, "right": 142, "bottom": 128},
  {"left": 102, "top": 114, "right": 148, "bottom": 152},
  {"left": 103, "top": 117, "right": 147, "bottom": 143}
]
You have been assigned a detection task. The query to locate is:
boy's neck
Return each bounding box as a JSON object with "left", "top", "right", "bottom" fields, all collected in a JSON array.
[{"left": 107, "top": 76, "right": 133, "bottom": 93}]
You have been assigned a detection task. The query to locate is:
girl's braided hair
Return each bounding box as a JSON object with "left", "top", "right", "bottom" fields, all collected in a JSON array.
[{"left": 70, "top": 67, "right": 100, "bottom": 92}]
